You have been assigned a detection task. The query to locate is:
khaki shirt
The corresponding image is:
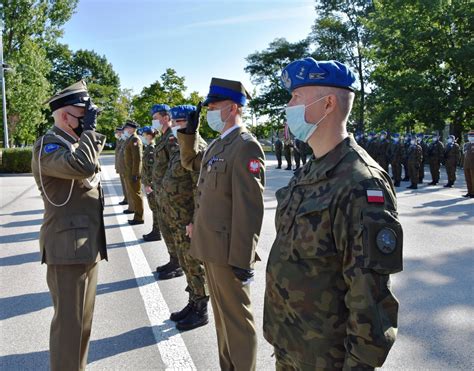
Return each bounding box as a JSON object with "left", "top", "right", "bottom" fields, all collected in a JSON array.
[
  {"left": 31, "top": 126, "right": 108, "bottom": 265},
  {"left": 264, "top": 136, "right": 402, "bottom": 369},
  {"left": 178, "top": 127, "right": 266, "bottom": 269}
]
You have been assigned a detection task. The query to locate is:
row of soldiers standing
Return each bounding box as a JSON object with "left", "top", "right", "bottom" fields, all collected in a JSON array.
[
  {"left": 114, "top": 106, "right": 209, "bottom": 331},
  {"left": 355, "top": 131, "right": 471, "bottom": 193}
]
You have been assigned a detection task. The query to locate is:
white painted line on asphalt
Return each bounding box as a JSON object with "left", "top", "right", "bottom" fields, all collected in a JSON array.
[{"left": 102, "top": 168, "right": 196, "bottom": 371}]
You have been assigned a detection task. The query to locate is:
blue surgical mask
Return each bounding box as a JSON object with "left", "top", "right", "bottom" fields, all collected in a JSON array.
[
  {"left": 410, "top": 140, "right": 415, "bottom": 145},
  {"left": 123, "top": 130, "right": 131, "bottom": 139},
  {"left": 393, "top": 138, "right": 399, "bottom": 143},
  {"left": 448, "top": 138, "right": 453, "bottom": 144},
  {"left": 207, "top": 105, "right": 231, "bottom": 133},
  {"left": 284, "top": 96, "right": 328, "bottom": 142}
]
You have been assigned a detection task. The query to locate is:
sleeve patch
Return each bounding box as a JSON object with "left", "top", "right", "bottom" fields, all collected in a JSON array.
[
  {"left": 44, "top": 143, "right": 59, "bottom": 153},
  {"left": 367, "top": 189, "right": 384, "bottom": 203},
  {"left": 247, "top": 159, "right": 261, "bottom": 174}
]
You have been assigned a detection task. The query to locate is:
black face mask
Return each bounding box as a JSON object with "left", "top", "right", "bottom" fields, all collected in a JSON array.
[{"left": 67, "top": 112, "right": 85, "bottom": 137}]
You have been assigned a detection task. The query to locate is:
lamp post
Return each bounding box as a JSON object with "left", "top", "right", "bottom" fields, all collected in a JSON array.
[{"left": 0, "top": 19, "right": 9, "bottom": 148}]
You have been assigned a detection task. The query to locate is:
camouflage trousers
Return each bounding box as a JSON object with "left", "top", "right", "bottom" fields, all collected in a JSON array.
[
  {"left": 391, "top": 161, "right": 402, "bottom": 184},
  {"left": 161, "top": 196, "right": 208, "bottom": 300},
  {"left": 408, "top": 162, "right": 420, "bottom": 186},
  {"left": 429, "top": 160, "right": 441, "bottom": 183},
  {"left": 145, "top": 190, "right": 160, "bottom": 231},
  {"left": 155, "top": 190, "right": 177, "bottom": 259},
  {"left": 445, "top": 162, "right": 457, "bottom": 183}
]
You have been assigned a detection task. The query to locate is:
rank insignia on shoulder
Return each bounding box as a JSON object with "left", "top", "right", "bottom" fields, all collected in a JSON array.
[
  {"left": 247, "top": 159, "right": 261, "bottom": 174},
  {"left": 367, "top": 189, "right": 384, "bottom": 203},
  {"left": 44, "top": 143, "right": 59, "bottom": 153}
]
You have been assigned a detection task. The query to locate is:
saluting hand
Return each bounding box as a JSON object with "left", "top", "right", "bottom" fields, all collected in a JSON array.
[
  {"left": 184, "top": 101, "right": 202, "bottom": 134},
  {"left": 83, "top": 98, "right": 101, "bottom": 131}
]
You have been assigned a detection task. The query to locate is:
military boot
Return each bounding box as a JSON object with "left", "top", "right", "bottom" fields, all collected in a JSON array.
[
  {"left": 156, "top": 256, "right": 177, "bottom": 273},
  {"left": 158, "top": 257, "right": 183, "bottom": 280},
  {"left": 176, "top": 297, "right": 209, "bottom": 331},
  {"left": 170, "top": 301, "right": 193, "bottom": 322},
  {"left": 444, "top": 182, "right": 453, "bottom": 188},
  {"left": 143, "top": 227, "right": 162, "bottom": 242}
]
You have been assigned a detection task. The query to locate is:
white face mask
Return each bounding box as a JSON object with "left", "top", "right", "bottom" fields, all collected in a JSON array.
[
  {"left": 447, "top": 138, "right": 453, "bottom": 144},
  {"left": 380, "top": 135, "right": 386, "bottom": 140},
  {"left": 468, "top": 136, "right": 474, "bottom": 143},
  {"left": 284, "top": 96, "right": 328, "bottom": 142},
  {"left": 171, "top": 126, "right": 179, "bottom": 138},
  {"left": 152, "top": 119, "right": 162, "bottom": 131},
  {"left": 207, "top": 105, "right": 232, "bottom": 133},
  {"left": 368, "top": 135, "right": 373, "bottom": 140},
  {"left": 433, "top": 137, "right": 438, "bottom": 142},
  {"left": 410, "top": 140, "right": 416, "bottom": 145},
  {"left": 114, "top": 133, "right": 121, "bottom": 139}
]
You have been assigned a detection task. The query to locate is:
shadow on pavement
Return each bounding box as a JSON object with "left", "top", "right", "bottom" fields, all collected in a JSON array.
[
  {"left": 0, "top": 324, "right": 176, "bottom": 370},
  {"left": 0, "top": 251, "right": 40, "bottom": 266},
  {"left": 395, "top": 248, "right": 474, "bottom": 367},
  {"left": 1, "top": 218, "right": 43, "bottom": 228},
  {"left": 0, "top": 277, "right": 156, "bottom": 321},
  {"left": 0, "top": 231, "right": 39, "bottom": 244}
]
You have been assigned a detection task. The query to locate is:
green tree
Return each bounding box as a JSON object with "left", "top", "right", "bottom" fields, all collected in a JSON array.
[
  {"left": 310, "top": 0, "right": 374, "bottom": 131},
  {"left": 367, "top": 0, "right": 473, "bottom": 138}
]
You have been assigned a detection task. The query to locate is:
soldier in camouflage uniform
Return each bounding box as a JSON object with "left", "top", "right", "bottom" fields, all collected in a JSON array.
[
  {"left": 406, "top": 137, "right": 423, "bottom": 189},
  {"left": 443, "top": 135, "right": 461, "bottom": 187},
  {"left": 375, "top": 130, "right": 390, "bottom": 172},
  {"left": 162, "top": 105, "right": 210, "bottom": 331},
  {"left": 366, "top": 131, "right": 378, "bottom": 161},
  {"left": 427, "top": 133, "right": 444, "bottom": 185},
  {"left": 274, "top": 136, "right": 283, "bottom": 169},
  {"left": 264, "top": 58, "right": 402, "bottom": 371},
  {"left": 150, "top": 104, "right": 183, "bottom": 279},
  {"left": 416, "top": 133, "right": 427, "bottom": 184},
  {"left": 139, "top": 126, "right": 162, "bottom": 241},
  {"left": 387, "top": 133, "right": 404, "bottom": 187}
]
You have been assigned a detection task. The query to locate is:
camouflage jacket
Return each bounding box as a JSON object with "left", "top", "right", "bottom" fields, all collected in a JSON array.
[
  {"left": 152, "top": 129, "right": 175, "bottom": 189},
  {"left": 264, "top": 136, "right": 402, "bottom": 369},
  {"left": 427, "top": 141, "right": 444, "bottom": 163},
  {"left": 161, "top": 135, "right": 207, "bottom": 223},
  {"left": 142, "top": 143, "right": 155, "bottom": 186},
  {"left": 444, "top": 143, "right": 460, "bottom": 165},
  {"left": 407, "top": 144, "right": 423, "bottom": 165},
  {"left": 387, "top": 142, "right": 404, "bottom": 163}
]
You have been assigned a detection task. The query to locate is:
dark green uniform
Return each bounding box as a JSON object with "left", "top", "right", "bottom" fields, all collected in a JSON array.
[
  {"left": 274, "top": 138, "right": 283, "bottom": 168},
  {"left": 388, "top": 140, "right": 404, "bottom": 186},
  {"left": 161, "top": 135, "right": 208, "bottom": 301},
  {"left": 444, "top": 142, "right": 460, "bottom": 186},
  {"left": 366, "top": 139, "right": 378, "bottom": 161},
  {"left": 264, "top": 136, "right": 402, "bottom": 370},
  {"left": 283, "top": 139, "right": 292, "bottom": 170},
  {"left": 142, "top": 142, "right": 160, "bottom": 232},
  {"left": 407, "top": 143, "right": 423, "bottom": 188},
  {"left": 418, "top": 140, "right": 428, "bottom": 183},
  {"left": 427, "top": 140, "right": 444, "bottom": 184},
  {"left": 123, "top": 133, "right": 144, "bottom": 221},
  {"left": 153, "top": 129, "right": 178, "bottom": 261}
]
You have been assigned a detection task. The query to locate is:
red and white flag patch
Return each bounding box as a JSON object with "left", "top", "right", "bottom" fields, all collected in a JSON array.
[
  {"left": 367, "top": 189, "right": 384, "bottom": 203},
  {"left": 247, "top": 159, "right": 261, "bottom": 174}
]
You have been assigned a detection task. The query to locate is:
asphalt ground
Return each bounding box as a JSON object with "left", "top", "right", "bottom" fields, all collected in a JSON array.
[{"left": 1, "top": 154, "right": 473, "bottom": 370}]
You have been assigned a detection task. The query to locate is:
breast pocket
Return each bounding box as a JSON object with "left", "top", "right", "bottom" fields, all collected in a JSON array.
[
  {"left": 290, "top": 203, "right": 337, "bottom": 260},
  {"left": 55, "top": 215, "right": 92, "bottom": 260},
  {"left": 204, "top": 161, "right": 227, "bottom": 190}
]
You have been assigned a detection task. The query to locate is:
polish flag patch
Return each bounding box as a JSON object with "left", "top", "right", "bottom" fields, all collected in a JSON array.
[
  {"left": 367, "top": 189, "right": 384, "bottom": 203},
  {"left": 248, "top": 159, "right": 261, "bottom": 174}
]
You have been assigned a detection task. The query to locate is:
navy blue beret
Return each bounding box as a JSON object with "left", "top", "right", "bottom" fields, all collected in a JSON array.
[
  {"left": 150, "top": 104, "right": 171, "bottom": 116},
  {"left": 141, "top": 126, "right": 154, "bottom": 135},
  {"left": 281, "top": 58, "right": 358, "bottom": 92},
  {"left": 170, "top": 105, "right": 196, "bottom": 120}
]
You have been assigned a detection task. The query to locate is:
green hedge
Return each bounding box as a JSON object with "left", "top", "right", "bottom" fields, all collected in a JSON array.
[{"left": 1, "top": 148, "right": 33, "bottom": 173}]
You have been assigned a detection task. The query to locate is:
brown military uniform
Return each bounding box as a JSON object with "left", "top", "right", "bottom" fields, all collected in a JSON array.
[
  {"left": 375, "top": 138, "right": 390, "bottom": 172},
  {"left": 31, "top": 126, "right": 107, "bottom": 371},
  {"left": 178, "top": 126, "right": 265, "bottom": 371},
  {"left": 387, "top": 140, "right": 404, "bottom": 186},
  {"left": 463, "top": 141, "right": 474, "bottom": 195},
  {"left": 427, "top": 140, "right": 444, "bottom": 184},
  {"left": 264, "top": 136, "right": 402, "bottom": 370},
  {"left": 115, "top": 138, "right": 128, "bottom": 203},
  {"left": 123, "top": 132, "right": 144, "bottom": 221}
]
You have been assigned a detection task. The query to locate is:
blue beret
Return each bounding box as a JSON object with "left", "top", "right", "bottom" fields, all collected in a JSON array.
[
  {"left": 142, "top": 126, "right": 154, "bottom": 135},
  {"left": 150, "top": 104, "right": 170, "bottom": 116},
  {"left": 380, "top": 130, "right": 387, "bottom": 135},
  {"left": 368, "top": 131, "right": 375, "bottom": 135},
  {"left": 392, "top": 133, "right": 400, "bottom": 138},
  {"left": 280, "top": 58, "right": 358, "bottom": 92},
  {"left": 203, "top": 78, "right": 251, "bottom": 106},
  {"left": 170, "top": 105, "right": 196, "bottom": 120}
]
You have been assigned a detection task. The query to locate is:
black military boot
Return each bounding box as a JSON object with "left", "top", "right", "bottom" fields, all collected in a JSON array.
[
  {"left": 176, "top": 297, "right": 209, "bottom": 331},
  {"left": 407, "top": 184, "right": 417, "bottom": 189},
  {"left": 444, "top": 182, "right": 453, "bottom": 188},
  {"left": 156, "top": 256, "right": 177, "bottom": 273},
  {"left": 170, "top": 301, "right": 194, "bottom": 322},
  {"left": 119, "top": 199, "right": 128, "bottom": 205},
  {"left": 143, "top": 227, "right": 162, "bottom": 242},
  {"left": 158, "top": 257, "right": 183, "bottom": 280}
]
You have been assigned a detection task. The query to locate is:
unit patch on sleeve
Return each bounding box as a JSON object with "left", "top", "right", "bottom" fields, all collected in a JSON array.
[
  {"left": 247, "top": 159, "right": 261, "bottom": 174},
  {"left": 366, "top": 189, "right": 384, "bottom": 203}
]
